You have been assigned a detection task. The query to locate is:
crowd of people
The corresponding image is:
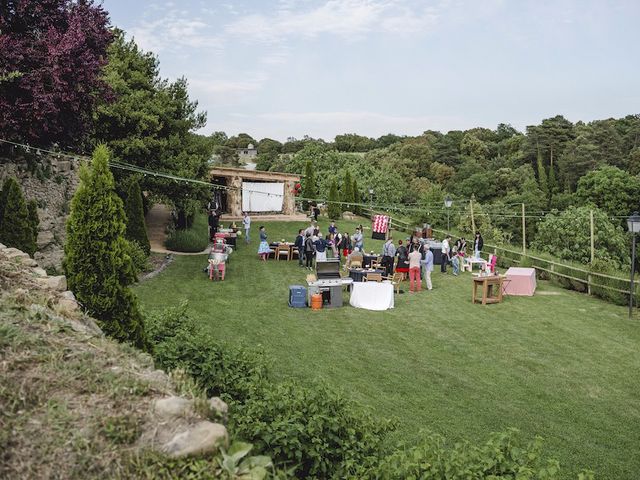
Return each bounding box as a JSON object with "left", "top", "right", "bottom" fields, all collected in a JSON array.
[{"left": 246, "top": 213, "right": 486, "bottom": 294}]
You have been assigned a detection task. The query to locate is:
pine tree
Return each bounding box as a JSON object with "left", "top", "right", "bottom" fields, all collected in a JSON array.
[
  {"left": 352, "top": 179, "right": 361, "bottom": 215},
  {"left": 27, "top": 199, "right": 39, "bottom": 256},
  {"left": 536, "top": 146, "right": 548, "bottom": 199},
  {"left": 302, "top": 160, "right": 317, "bottom": 210},
  {"left": 0, "top": 177, "right": 36, "bottom": 256},
  {"left": 124, "top": 178, "right": 150, "bottom": 255},
  {"left": 328, "top": 180, "right": 342, "bottom": 220},
  {"left": 342, "top": 171, "right": 354, "bottom": 212},
  {"left": 64, "top": 145, "right": 146, "bottom": 348}
]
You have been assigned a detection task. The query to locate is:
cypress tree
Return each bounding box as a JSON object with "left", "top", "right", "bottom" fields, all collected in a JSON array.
[
  {"left": 0, "top": 177, "right": 35, "bottom": 256},
  {"left": 352, "top": 178, "right": 361, "bottom": 215},
  {"left": 342, "top": 171, "right": 354, "bottom": 212},
  {"left": 124, "top": 179, "right": 150, "bottom": 255},
  {"left": 64, "top": 145, "right": 146, "bottom": 348},
  {"left": 26, "top": 199, "right": 39, "bottom": 256},
  {"left": 328, "top": 180, "right": 342, "bottom": 220},
  {"left": 536, "top": 147, "right": 548, "bottom": 198},
  {"left": 302, "top": 160, "right": 317, "bottom": 210}
]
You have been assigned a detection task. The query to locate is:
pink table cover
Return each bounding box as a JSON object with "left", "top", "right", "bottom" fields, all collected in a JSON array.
[{"left": 504, "top": 267, "right": 536, "bottom": 296}]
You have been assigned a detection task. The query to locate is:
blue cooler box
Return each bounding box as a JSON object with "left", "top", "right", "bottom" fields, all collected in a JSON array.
[{"left": 288, "top": 285, "right": 307, "bottom": 308}]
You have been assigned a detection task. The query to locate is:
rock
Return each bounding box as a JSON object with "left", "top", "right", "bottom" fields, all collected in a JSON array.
[
  {"left": 4, "top": 247, "right": 30, "bottom": 261},
  {"left": 32, "top": 267, "right": 48, "bottom": 277},
  {"left": 208, "top": 397, "right": 228, "bottom": 416},
  {"left": 57, "top": 290, "right": 78, "bottom": 312},
  {"left": 47, "top": 275, "right": 67, "bottom": 292},
  {"left": 0, "top": 243, "right": 6, "bottom": 249},
  {"left": 163, "top": 421, "right": 228, "bottom": 458},
  {"left": 342, "top": 211, "right": 356, "bottom": 220},
  {"left": 154, "top": 396, "right": 194, "bottom": 419},
  {"left": 37, "top": 230, "right": 55, "bottom": 248}
]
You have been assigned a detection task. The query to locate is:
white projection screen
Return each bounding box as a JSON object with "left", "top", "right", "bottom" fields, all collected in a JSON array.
[{"left": 242, "top": 182, "right": 284, "bottom": 212}]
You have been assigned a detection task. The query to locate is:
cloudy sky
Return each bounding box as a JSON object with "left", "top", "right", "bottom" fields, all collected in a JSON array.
[{"left": 103, "top": 0, "right": 640, "bottom": 142}]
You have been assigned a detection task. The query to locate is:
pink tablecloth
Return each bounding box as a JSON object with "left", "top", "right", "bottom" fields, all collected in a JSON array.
[{"left": 504, "top": 267, "right": 536, "bottom": 296}]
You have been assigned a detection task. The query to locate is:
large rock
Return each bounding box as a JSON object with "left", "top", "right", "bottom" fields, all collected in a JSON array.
[
  {"left": 47, "top": 275, "right": 67, "bottom": 292},
  {"left": 4, "top": 247, "right": 30, "bottom": 261},
  {"left": 208, "top": 397, "right": 228, "bottom": 416},
  {"left": 37, "top": 230, "right": 55, "bottom": 248},
  {"left": 31, "top": 267, "right": 48, "bottom": 277},
  {"left": 342, "top": 211, "right": 356, "bottom": 220},
  {"left": 163, "top": 421, "right": 228, "bottom": 458},
  {"left": 154, "top": 396, "right": 194, "bottom": 419}
]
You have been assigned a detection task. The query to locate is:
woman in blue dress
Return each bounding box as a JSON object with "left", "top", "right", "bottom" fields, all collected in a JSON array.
[{"left": 257, "top": 226, "right": 272, "bottom": 261}]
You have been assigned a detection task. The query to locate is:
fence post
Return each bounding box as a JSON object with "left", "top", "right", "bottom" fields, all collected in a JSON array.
[
  {"left": 588, "top": 209, "right": 594, "bottom": 295},
  {"left": 522, "top": 203, "right": 526, "bottom": 255},
  {"left": 470, "top": 195, "right": 476, "bottom": 235}
]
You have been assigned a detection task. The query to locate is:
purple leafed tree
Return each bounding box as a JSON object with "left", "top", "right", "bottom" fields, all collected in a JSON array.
[{"left": 0, "top": 0, "right": 113, "bottom": 147}]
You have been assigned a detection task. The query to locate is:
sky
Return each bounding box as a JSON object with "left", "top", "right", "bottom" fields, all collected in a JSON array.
[{"left": 102, "top": 0, "right": 640, "bottom": 142}]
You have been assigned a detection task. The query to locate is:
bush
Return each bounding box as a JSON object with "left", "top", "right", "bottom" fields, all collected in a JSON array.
[
  {"left": 231, "top": 379, "right": 395, "bottom": 479},
  {"left": 0, "top": 177, "right": 36, "bottom": 256},
  {"left": 124, "top": 178, "right": 150, "bottom": 254},
  {"left": 145, "top": 303, "right": 269, "bottom": 402},
  {"left": 359, "top": 428, "right": 593, "bottom": 480},
  {"left": 165, "top": 212, "right": 208, "bottom": 252},
  {"left": 126, "top": 240, "right": 150, "bottom": 277}
]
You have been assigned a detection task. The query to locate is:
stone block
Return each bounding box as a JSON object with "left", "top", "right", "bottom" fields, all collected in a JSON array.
[
  {"left": 47, "top": 275, "right": 67, "bottom": 292},
  {"left": 163, "top": 421, "right": 228, "bottom": 458},
  {"left": 154, "top": 396, "right": 193, "bottom": 419},
  {"left": 37, "top": 230, "right": 55, "bottom": 248}
]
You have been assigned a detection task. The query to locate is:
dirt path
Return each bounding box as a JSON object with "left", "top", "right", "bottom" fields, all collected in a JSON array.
[{"left": 145, "top": 204, "right": 208, "bottom": 256}]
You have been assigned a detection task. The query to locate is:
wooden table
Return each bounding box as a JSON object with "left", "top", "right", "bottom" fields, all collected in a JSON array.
[{"left": 472, "top": 275, "right": 504, "bottom": 305}]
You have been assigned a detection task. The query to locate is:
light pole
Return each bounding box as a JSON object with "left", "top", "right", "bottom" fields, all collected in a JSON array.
[
  {"left": 444, "top": 195, "right": 453, "bottom": 232},
  {"left": 627, "top": 212, "right": 640, "bottom": 318}
]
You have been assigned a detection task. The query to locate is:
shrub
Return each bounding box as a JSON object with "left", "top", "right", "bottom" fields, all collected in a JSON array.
[
  {"left": 145, "top": 303, "right": 269, "bottom": 402},
  {"left": 64, "top": 145, "right": 146, "bottom": 348},
  {"left": 124, "top": 178, "right": 150, "bottom": 255},
  {"left": 359, "top": 428, "right": 593, "bottom": 480},
  {"left": 328, "top": 180, "right": 342, "bottom": 219},
  {"left": 126, "top": 239, "right": 150, "bottom": 277},
  {"left": 231, "top": 379, "right": 395, "bottom": 479},
  {"left": 165, "top": 212, "right": 208, "bottom": 252},
  {"left": 0, "top": 177, "right": 37, "bottom": 256}
]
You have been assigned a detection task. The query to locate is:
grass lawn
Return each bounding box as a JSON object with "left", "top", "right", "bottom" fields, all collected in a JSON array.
[{"left": 135, "top": 218, "right": 640, "bottom": 480}]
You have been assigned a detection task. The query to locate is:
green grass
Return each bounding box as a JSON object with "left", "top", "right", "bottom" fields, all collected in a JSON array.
[{"left": 135, "top": 218, "right": 640, "bottom": 480}]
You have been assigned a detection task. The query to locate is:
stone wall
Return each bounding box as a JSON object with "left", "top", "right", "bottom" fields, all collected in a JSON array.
[{"left": 0, "top": 155, "right": 80, "bottom": 271}]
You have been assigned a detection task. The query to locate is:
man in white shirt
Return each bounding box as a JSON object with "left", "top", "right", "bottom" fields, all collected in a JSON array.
[
  {"left": 441, "top": 235, "right": 451, "bottom": 273},
  {"left": 242, "top": 212, "right": 251, "bottom": 244},
  {"left": 381, "top": 237, "right": 396, "bottom": 276}
]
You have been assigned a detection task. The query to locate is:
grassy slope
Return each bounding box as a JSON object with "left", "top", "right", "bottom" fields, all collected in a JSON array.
[{"left": 135, "top": 218, "right": 640, "bottom": 480}]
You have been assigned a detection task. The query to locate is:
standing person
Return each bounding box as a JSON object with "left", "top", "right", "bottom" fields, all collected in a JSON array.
[
  {"left": 353, "top": 228, "right": 364, "bottom": 251},
  {"left": 257, "top": 226, "right": 271, "bottom": 261},
  {"left": 328, "top": 221, "right": 337, "bottom": 236},
  {"left": 342, "top": 231, "right": 352, "bottom": 257},
  {"left": 474, "top": 232, "right": 484, "bottom": 259},
  {"left": 408, "top": 246, "right": 422, "bottom": 292},
  {"left": 314, "top": 232, "right": 327, "bottom": 262},
  {"left": 304, "top": 221, "right": 316, "bottom": 238},
  {"left": 208, "top": 210, "right": 219, "bottom": 241},
  {"left": 295, "top": 229, "right": 305, "bottom": 267},
  {"left": 441, "top": 235, "right": 451, "bottom": 273},
  {"left": 313, "top": 204, "right": 320, "bottom": 221},
  {"left": 304, "top": 232, "right": 315, "bottom": 270},
  {"left": 381, "top": 237, "right": 396, "bottom": 277},
  {"left": 242, "top": 212, "right": 251, "bottom": 244},
  {"left": 395, "top": 240, "right": 410, "bottom": 278},
  {"left": 422, "top": 245, "right": 434, "bottom": 290}
]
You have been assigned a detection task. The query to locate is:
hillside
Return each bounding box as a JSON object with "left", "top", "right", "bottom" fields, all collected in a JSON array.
[{"left": 0, "top": 244, "right": 230, "bottom": 479}]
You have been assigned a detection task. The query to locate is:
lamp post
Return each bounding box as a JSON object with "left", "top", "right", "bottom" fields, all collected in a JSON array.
[
  {"left": 627, "top": 212, "right": 640, "bottom": 318},
  {"left": 444, "top": 195, "right": 453, "bottom": 232}
]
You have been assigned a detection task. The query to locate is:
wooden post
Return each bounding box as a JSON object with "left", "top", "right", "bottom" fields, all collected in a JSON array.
[
  {"left": 522, "top": 203, "right": 526, "bottom": 255},
  {"left": 470, "top": 195, "right": 476, "bottom": 235},
  {"left": 589, "top": 209, "right": 595, "bottom": 295}
]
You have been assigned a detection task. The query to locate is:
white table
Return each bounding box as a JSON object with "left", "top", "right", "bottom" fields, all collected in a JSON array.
[
  {"left": 463, "top": 257, "right": 487, "bottom": 272},
  {"left": 349, "top": 281, "right": 395, "bottom": 311}
]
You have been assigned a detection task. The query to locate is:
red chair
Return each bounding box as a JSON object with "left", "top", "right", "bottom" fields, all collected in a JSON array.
[{"left": 487, "top": 254, "right": 498, "bottom": 273}]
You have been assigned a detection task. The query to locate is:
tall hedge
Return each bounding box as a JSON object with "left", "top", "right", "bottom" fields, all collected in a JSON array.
[
  {"left": 342, "top": 170, "right": 354, "bottom": 212},
  {"left": 352, "top": 178, "right": 361, "bottom": 214},
  {"left": 0, "top": 177, "right": 36, "bottom": 256},
  {"left": 124, "top": 179, "right": 150, "bottom": 255},
  {"left": 328, "top": 180, "right": 342, "bottom": 220},
  {"left": 302, "top": 160, "right": 317, "bottom": 210},
  {"left": 64, "top": 145, "right": 146, "bottom": 348}
]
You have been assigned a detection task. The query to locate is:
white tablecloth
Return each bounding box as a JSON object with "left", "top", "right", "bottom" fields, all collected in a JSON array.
[{"left": 349, "top": 281, "right": 394, "bottom": 311}]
